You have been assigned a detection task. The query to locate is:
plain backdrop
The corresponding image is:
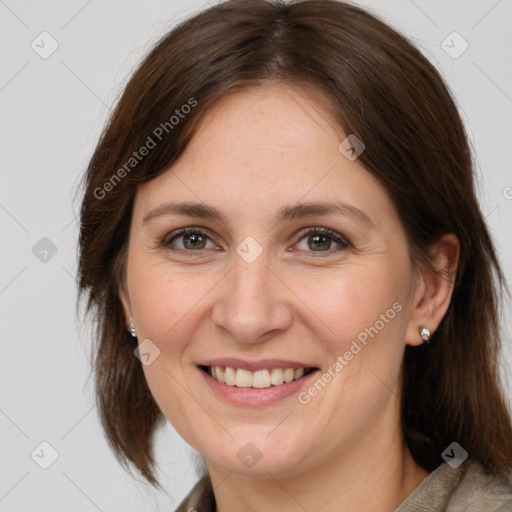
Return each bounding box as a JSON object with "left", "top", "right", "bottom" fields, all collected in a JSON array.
[{"left": 1, "top": 0, "right": 511, "bottom": 510}]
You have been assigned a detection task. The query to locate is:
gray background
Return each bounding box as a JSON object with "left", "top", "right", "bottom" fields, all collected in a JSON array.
[{"left": 1, "top": 0, "right": 511, "bottom": 510}]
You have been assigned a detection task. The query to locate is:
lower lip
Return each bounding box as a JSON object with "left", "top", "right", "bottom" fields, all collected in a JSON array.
[{"left": 198, "top": 367, "right": 320, "bottom": 407}]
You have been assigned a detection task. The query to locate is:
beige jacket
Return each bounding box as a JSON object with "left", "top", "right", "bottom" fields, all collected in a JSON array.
[{"left": 174, "top": 461, "right": 512, "bottom": 511}]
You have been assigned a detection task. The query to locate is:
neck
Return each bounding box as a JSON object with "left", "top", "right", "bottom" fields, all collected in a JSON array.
[{"left": 206, "top": 421, "right": 429, "bottom": 512}]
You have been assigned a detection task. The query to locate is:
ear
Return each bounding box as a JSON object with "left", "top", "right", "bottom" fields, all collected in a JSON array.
[
  {"left": 405, "top": 234, "right": 460, "bottom": 346},
  {"left": 118, "top": 280, "right": 133, "bottom": 327}
]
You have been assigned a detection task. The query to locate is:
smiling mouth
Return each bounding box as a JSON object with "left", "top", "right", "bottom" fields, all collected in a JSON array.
[{"left": 199, "top": 365, "right": 317, "bottom": 388}]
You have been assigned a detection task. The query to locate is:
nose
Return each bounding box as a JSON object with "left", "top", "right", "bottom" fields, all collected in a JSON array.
[{"left": 211, "top": 251, "right": 293, "bottom": 344}]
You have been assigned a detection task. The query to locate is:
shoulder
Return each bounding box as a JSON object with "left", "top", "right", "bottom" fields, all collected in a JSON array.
[
  {"left": 447, "top": 461, "right": 512, "bottom": 511},
  {"left": 173, "top": 474, "right": 215, "bottom": 512},
  {"left": 395, "top": 461, "right": 512, "bottom": 512}
]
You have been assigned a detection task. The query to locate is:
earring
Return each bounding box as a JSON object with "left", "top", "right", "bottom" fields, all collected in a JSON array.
[
  {"left": 128, "top": 323, "right": 137, "bottom": 338},
  {"left": 419, "top": 326, "right": 431, "bottom": 343}
]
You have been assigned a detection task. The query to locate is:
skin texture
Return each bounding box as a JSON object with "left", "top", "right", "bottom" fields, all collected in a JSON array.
[{"left": 120, "top": 83, "right": 459, "bottom": 511}]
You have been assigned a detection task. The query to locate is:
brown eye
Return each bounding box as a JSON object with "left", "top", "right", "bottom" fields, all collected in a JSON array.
[
  {"left": 307, "top": 234, "right": 333, "bottom": 251},
  {"left": 182, "top": 232, "right": 207, "bottom": 250},
  {"left": 295, "top": 227, "right": 351, "bottom": 254},
  {"left": 162, "top": 228, "right": 215, "bottom": 252}
]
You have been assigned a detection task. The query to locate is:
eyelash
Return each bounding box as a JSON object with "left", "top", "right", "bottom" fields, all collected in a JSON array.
[{"left": 160, "top": 226, "right": 352, "bottom": 257}]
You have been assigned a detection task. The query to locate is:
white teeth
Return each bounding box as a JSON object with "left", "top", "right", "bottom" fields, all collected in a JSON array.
[
  {"left": 224, "top": 366, "right": 236, "bottom": 386},
  {"left": 270, "top": 368, "right": 284, "bottom": 386},
  {"left": 283, "top": 368, "right": 295, "bottom": 383},
  {"left": 235, "top": 368, "right": 253, "bottom": 388},
  {"left": 252, "top": 369, "right": 271, "bottom": 389},
  {"left": 294, "top": 368, "right": 305, "bottom": 380},
  {"left": 215, "top": 366, "right": 225, "bottom": 384},
  {"left": 207, "top": 366, "right": 311, "bottom": 388}
]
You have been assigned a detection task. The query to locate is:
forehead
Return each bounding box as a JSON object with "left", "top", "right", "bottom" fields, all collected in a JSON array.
[
  {"left": 133, "top": 83, "right": 396, "bottom": 230},
  {"left": 188, "top": 82, "right": 343, "bottom": 169}
]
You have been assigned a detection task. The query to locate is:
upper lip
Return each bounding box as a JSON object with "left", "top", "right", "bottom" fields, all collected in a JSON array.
[{"left": 197, "top": 358, "right": 316, "bottom": 372}]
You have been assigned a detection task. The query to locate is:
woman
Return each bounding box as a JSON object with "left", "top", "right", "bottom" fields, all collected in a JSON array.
[{"left": 77, "top": 0, "right": 512, "bottom": 510}]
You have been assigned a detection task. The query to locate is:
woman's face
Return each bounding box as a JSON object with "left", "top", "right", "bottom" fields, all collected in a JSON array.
[{"left": 120, "top": 83, "right": 425, "bottom": 477}]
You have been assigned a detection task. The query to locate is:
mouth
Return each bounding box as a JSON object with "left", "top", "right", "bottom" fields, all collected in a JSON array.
[
  {"left": 198, "top": 364, "right": 317, "bottom": 388},
  {"left": 196, "top": 358, "right": 321, "bottom": 406}
]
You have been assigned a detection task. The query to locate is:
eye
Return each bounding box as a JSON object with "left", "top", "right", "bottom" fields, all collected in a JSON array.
[
  {"left": 161, "top": 228, "right": 218, "bottom": 252},
  {"left": 160, "top": 226, "right": 351, "bottom": 256},
  {"left": 293, "top": 227, "right": 351, "bottom": 254}
]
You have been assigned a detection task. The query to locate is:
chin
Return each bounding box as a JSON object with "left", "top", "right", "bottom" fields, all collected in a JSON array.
[{"left": 201, "top": 430, "right": 314, "bottom": 477}]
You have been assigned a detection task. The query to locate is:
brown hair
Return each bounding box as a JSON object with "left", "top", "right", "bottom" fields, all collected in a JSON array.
[{"left": 77, "top": 0, "right": 512, "bottom": 486}]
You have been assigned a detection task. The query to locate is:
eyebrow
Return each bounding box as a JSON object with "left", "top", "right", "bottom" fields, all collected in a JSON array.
[{"left": 142, "top": 200, "right": 375, "bottom": 228}]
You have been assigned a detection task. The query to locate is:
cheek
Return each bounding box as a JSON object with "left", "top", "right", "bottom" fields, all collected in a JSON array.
[
  {"left": 294, "top": 264, "right": 406, "bottom": 346},
  {"left": 295, "top": 264, "right": 409, "bottom": 412},
  {"left": 128, "top": 258, "right": 200, "bottom": 345},
  {"left": 127, "top": 261, "right": 207, "bottom": 438}
]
